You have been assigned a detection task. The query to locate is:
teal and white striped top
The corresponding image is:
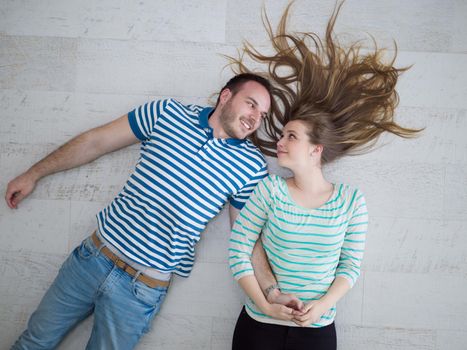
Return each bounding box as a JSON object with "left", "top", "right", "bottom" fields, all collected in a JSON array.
[{"left": 229, "top": 174, "right": 368, "bottom": 327}]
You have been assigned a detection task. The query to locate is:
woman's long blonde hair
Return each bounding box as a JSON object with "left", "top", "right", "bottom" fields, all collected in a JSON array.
[{"left": 229, "top": 1, "right": 422, "bottom": 160}]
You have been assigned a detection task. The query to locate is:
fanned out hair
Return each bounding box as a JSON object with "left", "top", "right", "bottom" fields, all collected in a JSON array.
[{"left": 228, "top": 1, "right": 422, "bottom": 161}]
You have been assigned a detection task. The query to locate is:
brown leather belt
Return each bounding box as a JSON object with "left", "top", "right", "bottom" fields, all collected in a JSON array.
[{"left": 91, "top": 232, "right": 170, "bottom": 289}]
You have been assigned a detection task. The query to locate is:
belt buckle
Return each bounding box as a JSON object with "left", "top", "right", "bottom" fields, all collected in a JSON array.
[{"left": 112, "top": 255, "right": 152, "bottom": 287}]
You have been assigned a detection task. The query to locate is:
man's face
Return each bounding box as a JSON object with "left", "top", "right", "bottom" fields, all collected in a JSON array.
[{"left": 218, "top": 81, "right": 271, "bottom": 139}]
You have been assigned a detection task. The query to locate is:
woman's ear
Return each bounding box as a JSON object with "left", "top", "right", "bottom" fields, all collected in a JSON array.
[{"left": 311, "top": 144, "right": 323, "bottom": 156}]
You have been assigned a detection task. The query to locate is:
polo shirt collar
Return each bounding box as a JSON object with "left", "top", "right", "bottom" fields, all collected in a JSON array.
[
  {"left": 199, "top": 106, "right": 245, "bottom": 146},
  {"left": 199, "top": 106, "right": 213, "bottom": 129}
]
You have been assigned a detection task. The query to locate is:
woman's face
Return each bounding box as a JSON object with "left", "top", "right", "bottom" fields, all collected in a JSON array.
[{"left": 277, "top": 120, "right": 315, "bottom": 169}]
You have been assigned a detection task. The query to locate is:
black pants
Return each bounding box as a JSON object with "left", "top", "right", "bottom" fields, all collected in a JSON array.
[{"left": 232, "top": 307, "right": 337, "bottom": 350}]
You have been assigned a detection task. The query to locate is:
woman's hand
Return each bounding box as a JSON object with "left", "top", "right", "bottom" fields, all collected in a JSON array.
[
  {"left": 292, "top": 300, "right": 330, "bottom": 327},
  {"left": 263, "top": 303, "right": 296, "bottom": 321},
  {"left": 267, "top": 288, "right": 304, "bottom": 312}
]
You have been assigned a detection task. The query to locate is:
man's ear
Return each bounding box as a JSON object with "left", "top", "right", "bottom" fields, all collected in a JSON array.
[{"left": 219, "top": 88, "right": 232, "bottom": 106}]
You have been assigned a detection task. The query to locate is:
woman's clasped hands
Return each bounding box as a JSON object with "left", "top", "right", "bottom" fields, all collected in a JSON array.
[{"left": 266, "top": 290, "right": 330, "bottom": 327}]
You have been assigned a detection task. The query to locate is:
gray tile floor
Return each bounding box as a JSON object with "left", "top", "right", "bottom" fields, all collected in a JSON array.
[{"left": 1, "top": 1, "right": 466, "bottom": 349}]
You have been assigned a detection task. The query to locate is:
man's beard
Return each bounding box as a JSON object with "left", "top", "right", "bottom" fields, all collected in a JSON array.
[{"left": 219, "top": 100, "right": 241, "bottom": 139}]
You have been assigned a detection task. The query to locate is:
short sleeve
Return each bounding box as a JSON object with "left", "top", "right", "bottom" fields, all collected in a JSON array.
[
  {"left": 229, "top": 163, "right": 268, "bottom": 209},
  {"left": 127, "top": 99, "right": 168, "bottom": 141}
]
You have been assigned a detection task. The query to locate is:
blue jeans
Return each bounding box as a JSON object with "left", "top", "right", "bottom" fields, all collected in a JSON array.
[{"left": 12, "top": 236, "right": 169, "bottom": 350}]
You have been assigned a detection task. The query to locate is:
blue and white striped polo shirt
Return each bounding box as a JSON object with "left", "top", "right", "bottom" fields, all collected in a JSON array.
[{"left": 96, "top": 98, "right": 267, "bottom": 277}]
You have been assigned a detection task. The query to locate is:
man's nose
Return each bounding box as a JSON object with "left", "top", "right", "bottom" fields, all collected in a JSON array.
[{"left": 250, "top": 110, "right": 262, "bottom": 121}]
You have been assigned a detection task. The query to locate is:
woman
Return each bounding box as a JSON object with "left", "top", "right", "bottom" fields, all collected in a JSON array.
[{"left": 228, "top": 3, "right": 420, "bottom": 349}]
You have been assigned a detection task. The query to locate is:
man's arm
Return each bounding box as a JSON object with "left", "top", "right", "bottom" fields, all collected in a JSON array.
[
  {"left": 228, "top": 204, "right": 240, "bottom": 228},
  {"left": 228, "top": 204, "right": 303, "bottom": 311},
  {"left": 5, "top": 114, "right": 138, "bottom": 209}
]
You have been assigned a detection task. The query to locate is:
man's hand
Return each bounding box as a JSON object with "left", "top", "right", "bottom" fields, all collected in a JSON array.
[
  {"left": 5, "top": 171, "right": 37, "bottom": 209},
  {"left": 292, "top": 300, "right": 330, "bottom": 327},
  {"left": 266, "top": 288, "right": 304, "bottom": 312}
]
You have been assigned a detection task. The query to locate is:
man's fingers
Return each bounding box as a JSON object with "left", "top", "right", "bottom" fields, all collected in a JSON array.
[
  {"left": 281, "top": 305, "right": 294, "bottom": 315},
  {"left": 283, "top": 294, "right": 304, "bottom": 311},
  {"left": 286, "top": 299, "right": 300, "bottom": 308},
  {"left": 5, "top": 174, "right": 35, "bottom": 209},
  {"left": 292, "top": 309, "right": 305, "bottom": 316},
  {"left": 5, "top": 187, "right": 18, "bottom": 209},
  {"left": 291, "top": 299, "right": 304, "bottom": 312},
  {"left": 12, "top": 191, "right": 25, "bottom": 208},
  {"left": 291, "top": 302, "right": 306, "bottom": 316},
  {"left": 279, "top": 305, "right": 295, "bottom": 320},
  {"left": 5, "top": 193, "right": 12, "bottom": 208}
]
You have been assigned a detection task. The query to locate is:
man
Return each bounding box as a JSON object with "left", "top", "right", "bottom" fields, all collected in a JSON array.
[{"left": 5, "top": 73, "right": 300, "bottom": 349}]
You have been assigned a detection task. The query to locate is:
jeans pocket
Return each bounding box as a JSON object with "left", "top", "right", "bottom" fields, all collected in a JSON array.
[
  {"left": 131, "top": 281, "right": 168, "bottom": 334},
  {"left": 131, "top": 280, "right": 168, "bottom": 308},
  {"left": 77, "top": 237, "right": 95, "bottom": 260}
]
